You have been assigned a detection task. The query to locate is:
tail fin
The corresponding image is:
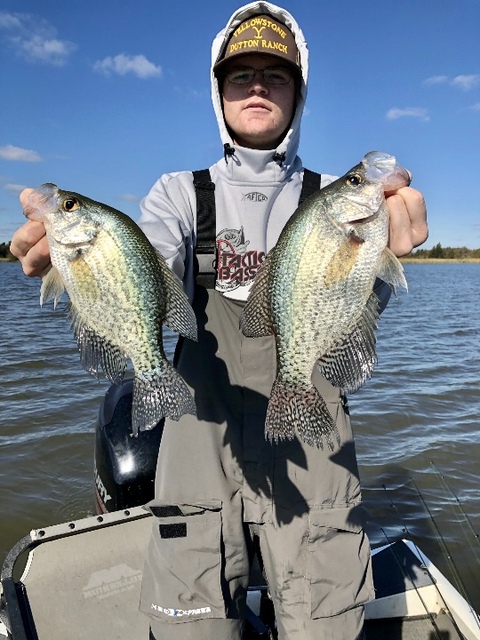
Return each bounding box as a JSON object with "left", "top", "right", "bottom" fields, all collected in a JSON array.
[
  {"left": 266, "top": 378, "right": 340, "bottom": 450},
  {"left": 131, "top": 363, "right": 196, "bottom": 435}
]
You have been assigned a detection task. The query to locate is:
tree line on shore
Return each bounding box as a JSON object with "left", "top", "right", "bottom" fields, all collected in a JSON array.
[
  {"left": 0, "top": 242, "right": 16, "bottom": 260},
  {"left": 0, "top": 242, "right": 17, "bottom": 260},
  {"left": 408, "top": 243, "right": 480, "bottom": 259},
  {"left": 1, "top": 241, "right": 479, "bottom": 262}
]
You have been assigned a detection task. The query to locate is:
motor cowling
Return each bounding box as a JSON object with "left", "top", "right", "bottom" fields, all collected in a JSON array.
[{"left": 94, "top": 378, "right": 163, "bottom": 513}]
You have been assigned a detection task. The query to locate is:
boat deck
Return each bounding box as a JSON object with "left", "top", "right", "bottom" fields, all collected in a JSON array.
[
  {"left": 365, "top": 615, "right": 463, "bottom": 640},
  {"left": 1, "top": 508, "right": 476, "bottom": 640}
]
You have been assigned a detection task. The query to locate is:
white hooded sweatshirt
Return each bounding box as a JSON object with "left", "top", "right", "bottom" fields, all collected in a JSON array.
[{"left": 138, "top": 2, "right": 337, "bottom": 302}]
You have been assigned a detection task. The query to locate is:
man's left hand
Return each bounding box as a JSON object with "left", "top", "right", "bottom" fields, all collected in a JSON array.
[{"left": 386, "top": 186, "right": 428, "bottom": 257}]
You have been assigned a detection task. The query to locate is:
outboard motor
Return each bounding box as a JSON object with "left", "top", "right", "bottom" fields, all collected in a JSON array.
[{"left": 94, "top": 378, "right": 163, "bottom": 513}]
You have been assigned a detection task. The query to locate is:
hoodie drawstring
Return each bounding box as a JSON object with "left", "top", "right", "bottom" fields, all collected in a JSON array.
[
  {"left": 273, "top": 152, "right": 286, "bottom": 165},
  {"left": 223, "top": 143, "right": 236, "bottom": 163},
  {"left": 223, "top": 145, "right": 286, "bottom": 166}
]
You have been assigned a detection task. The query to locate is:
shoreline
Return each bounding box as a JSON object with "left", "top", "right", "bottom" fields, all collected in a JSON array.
[
  {"left": 2, "top": 257, "right": 480, "bottom": 264},
  {"left": 400, "top": 258, "right": 480, "bottom": 264}
]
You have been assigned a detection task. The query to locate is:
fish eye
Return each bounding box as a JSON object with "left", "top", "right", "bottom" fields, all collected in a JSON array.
[
  {"left": 346, "top": 174, "right": 362, "bottom": 187},
  {"left": 63, "top": 197, "right": 80, "bottom": 212}
]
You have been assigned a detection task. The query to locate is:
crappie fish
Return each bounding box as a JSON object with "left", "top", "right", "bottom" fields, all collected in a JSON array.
[
  {"left": 22, "top": 184, "right": 197, "bottom": 435},
  {"left": 240, "top": 151, "right": 409, "bottom": 449}
]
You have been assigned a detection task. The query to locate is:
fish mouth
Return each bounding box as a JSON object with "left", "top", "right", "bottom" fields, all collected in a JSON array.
[
  {"left": 362, "top": 151, "right": 411, "bottom": 189},
  {"left": 22, "top": 184, "right": 58, "bottom": 221}
]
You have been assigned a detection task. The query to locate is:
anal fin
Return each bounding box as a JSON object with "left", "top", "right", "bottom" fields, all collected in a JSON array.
[
  {"left": 317, "top": 292, "right": 380, "bottom": 393},
  {"left": 68, "top": 302, "right": 126, "bottom": 383}
]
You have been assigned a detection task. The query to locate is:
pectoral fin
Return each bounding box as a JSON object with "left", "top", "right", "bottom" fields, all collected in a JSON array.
[
  {"left": 324, "top": 234, "right": 363, "bottom": 287},
  {"left": 377, "top": 247, "right": 407, "bottom": 294},
  {"left": 40, "top": 266, "right": 65, "bottom": 308},
  {"left": 69, "top": 255, "right": 100, "bottom": 302}
]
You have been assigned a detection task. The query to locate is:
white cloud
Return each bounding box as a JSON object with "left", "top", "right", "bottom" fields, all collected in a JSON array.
[
  {"left": 424, "top": 75, "right": 448, "bottom": 86},
  {"left": 93, "top": 54, "right": 161, "bottom": 79},
  {"left": 19, "top": 34, "right": 76, "bottom": 66},
  {"left": 0, "top": 11, "right": 76, "bottom": 66},
  {"left": 424, "top": 73, "right": 480, "bottom": 91},
  {"left": 120, "top": 193, "right": 140, "bottom": 202},
  {"left": 4, "top": 183, "right": 26, "bottom": 194},
  {"left": 0, "top": 12, "right": 22, "bottom": 29},
  {"left": 0, "top": 145, "right": 42, "bottom": 162},
  {"left": 451, "top": 74, "right": 480, "bottom": 91},
  {"left": 386, "top": 107, "right": 430, "bottom": 122},
  {"left": 471, "top": 102, "right": 480, "bottom": 112}
]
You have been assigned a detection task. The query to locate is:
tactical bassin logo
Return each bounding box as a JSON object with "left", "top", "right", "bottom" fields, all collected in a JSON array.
[
  {"left": 215, "top": 226, "right": 265, "bottom": 292},
  {"left": 83, "top": 564, "right": 142, "bottom": 600}
]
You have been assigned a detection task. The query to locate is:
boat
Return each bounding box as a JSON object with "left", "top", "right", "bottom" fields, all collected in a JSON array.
[
  {"left": 1, "top": 380, "right": 479, "bottom": 639},
  {"left": 1, "top": 506, "right": 480, "bottom": 639}
]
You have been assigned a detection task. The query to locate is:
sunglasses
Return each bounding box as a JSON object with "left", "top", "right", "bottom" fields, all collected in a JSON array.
[{"left": 224, "top": 66, "right": 292, "bottom": 86}]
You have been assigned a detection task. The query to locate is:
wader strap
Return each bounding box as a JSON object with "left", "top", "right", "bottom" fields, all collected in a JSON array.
[
  {"left": 192, "top": 169, "right": 216, "bottom": 289},
  {"left": 299, "top": 168, "right": 322, "bottom": 205},
  {"left": 192, "top": 167, "right": 322, "bottom": 289}
]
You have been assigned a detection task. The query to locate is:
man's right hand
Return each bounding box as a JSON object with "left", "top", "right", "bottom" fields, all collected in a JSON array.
[{"left": 10, "top": 220, "right": 51, "bottom": 277}]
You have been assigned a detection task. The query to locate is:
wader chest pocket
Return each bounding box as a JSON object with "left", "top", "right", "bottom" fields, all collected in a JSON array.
[{"left": 140, "top": 500, "right": 226, "bottom": 622}]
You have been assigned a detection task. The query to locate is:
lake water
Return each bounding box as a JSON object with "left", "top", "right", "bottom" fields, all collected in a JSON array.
[{"left": 1, "top": 261, "right": 479, "bottom": 610}]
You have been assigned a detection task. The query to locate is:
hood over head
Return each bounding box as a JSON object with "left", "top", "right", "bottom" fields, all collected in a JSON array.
[
  {"left": 213, "top": 13, "right": 300, "bottom": 74},
  {"left": 211, "top": 2, "right": 308, "bottom": 168}
]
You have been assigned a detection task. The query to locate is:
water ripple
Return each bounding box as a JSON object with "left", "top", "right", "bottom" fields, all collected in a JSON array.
[{"left": 1, "top": 261, "right": 480, "bottom": 609}]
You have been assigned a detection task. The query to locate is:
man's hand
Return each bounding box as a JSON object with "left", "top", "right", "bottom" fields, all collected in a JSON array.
[
  {"left": 10, "top": 220, "right": 51, "bottom": 277},
  {"left": 386, "top": 185, "right": 428, "bottom": 257}
]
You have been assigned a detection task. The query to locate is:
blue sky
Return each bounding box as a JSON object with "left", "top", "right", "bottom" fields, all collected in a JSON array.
[{"left": 1, "top": 0, "right": 479, "bottom": 248}]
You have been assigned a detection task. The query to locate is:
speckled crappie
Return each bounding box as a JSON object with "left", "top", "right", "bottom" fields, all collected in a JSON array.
[
  {"left": 23, "top": 184, "right": 197, "bottom": 435},
  {"left": 240, "top": 151, "right": 409, "bottom": 449}
]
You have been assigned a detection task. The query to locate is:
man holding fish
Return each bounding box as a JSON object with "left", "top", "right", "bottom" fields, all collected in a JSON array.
[{"left": 11, "top": 2, "right": 428, "bottom": 639}]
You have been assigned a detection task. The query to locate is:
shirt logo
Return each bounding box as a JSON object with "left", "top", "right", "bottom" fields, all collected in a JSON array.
[
  {"left": 242, "top": 192, "right": 268, "bottom": 202},
  {"left": 215, "top": 226, "right": 265, "bottom": 292}
]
